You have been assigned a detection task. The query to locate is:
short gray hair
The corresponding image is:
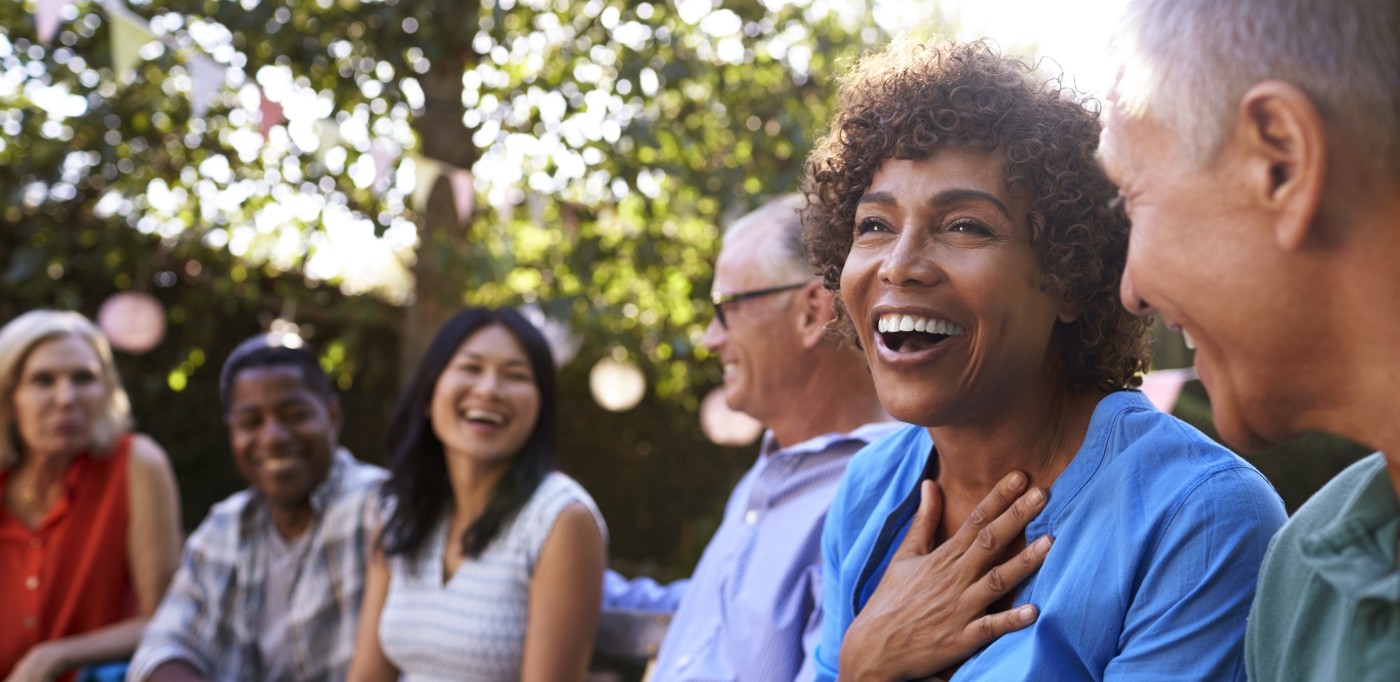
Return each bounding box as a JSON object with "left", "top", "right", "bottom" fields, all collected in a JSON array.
[
  {"left": 722, "top": 193, "right": 811, "bottom": 283},
  {"left": 1113, "top": 0, "right": 1400, "bottom": 175},
  {"left": 0, "top": 310, "right": 133, "bottom": 469}
]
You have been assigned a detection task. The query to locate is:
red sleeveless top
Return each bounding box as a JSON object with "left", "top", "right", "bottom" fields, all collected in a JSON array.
[{"left": 0, "top": 434, "right": 136, "bottom": 679}]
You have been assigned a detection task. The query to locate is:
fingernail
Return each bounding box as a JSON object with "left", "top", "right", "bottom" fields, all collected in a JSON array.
[
  {"left": 1017, "top": 605, "right": 1037, "bottom": 623},
  {"left": 1006, "top": 471, "right": 1026, "bottom": 489},
  {"left": 1034, "top": 535, "right": 1053, "bottom": 553},
  {"left": 1028, "top": 487, "right": 1045, "bottom": 505}
]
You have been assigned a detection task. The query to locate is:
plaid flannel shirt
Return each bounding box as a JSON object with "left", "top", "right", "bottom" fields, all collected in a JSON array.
[{"left": 128, "top": 449, "right": 385, "bottom": 682}]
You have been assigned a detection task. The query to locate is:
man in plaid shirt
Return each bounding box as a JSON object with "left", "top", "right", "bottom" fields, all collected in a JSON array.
[{"left": 128, "top": 336, "right": 385, "bottom": 682}]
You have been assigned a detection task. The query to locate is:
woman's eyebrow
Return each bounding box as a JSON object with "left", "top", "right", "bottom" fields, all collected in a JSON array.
[
  {"left": 928, "top": 189, "right": 1010, "bottom": 220},
  {"left": 857, "top": 191, "right": 897, "bottom": 207}
]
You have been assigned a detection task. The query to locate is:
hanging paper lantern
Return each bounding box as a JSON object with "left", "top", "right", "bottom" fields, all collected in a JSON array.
[
  {"left": 589, "top": 355, "right": 646, "bottom": 412},
  {"left": 97, "top": 292, "right": 166, "bottom": 353},
  {"left": 519, "top": 304, "right": 581, "bottom": 368},
  {"left": 699, "top": 387, "right": 764, "bottom": 446}
]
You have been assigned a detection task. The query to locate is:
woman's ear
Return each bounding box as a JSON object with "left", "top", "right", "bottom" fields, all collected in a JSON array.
[
  {"left": 797, "top": 281, "right": 835, "bottom": 348},
  {"left": 1045, "top": 276, "right": 1079, "bottom": 325}
]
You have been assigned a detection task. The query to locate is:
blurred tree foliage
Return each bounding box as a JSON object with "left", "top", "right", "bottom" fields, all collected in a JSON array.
[
  {"left": 0, "top": 0, "right": 891, "bottom": 576},
  {"left": 2, "top": 0, "right": 1363, "bottom": 585}
]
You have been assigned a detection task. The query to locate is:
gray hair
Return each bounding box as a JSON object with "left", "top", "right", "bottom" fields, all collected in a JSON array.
[
  {"left": 1113, "top": 0, "right": 1400, "bottom": 174},
  {"left": 722, "top": 193, "right": 811, "bottom": 283},
  {"left": 0, "top": 310, "right": 133, "bottom": 469}
]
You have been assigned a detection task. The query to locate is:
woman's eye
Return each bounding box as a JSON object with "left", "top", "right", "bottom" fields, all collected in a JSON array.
[
  {"left": 854, "top": 216, "right": 890, "bottom": 236},
  {"left": 948, "top": 220, "right": 992, "bottom": 236}
]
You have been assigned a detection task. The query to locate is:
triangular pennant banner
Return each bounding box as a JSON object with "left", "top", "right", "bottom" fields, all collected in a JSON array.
[
  {"left": 103, "top": 1, "right": 156, "bottom": 78},
  {"left": 314, "top": 119, "right": 340, "bottom": 162},
  {"left": 36, "top": 0, "right": 75, "bottom": 44},
  {"left": 448, "top": 167, "right": 474, "bottom": 226},
  {"left": 369, "top": 140, "right": 393, "bottom": 192},
  {"left": 411, "top": 156, "right": 443, "bottom": 214},
  {"left": 187, "top": 55, "right": 224, "bottom": 118},
  {"left": 1140, "top": 367, "right": 1196, "bottom": 413},
  {"left": 257, "top": 89, "right": 284, "bottom": 139}
]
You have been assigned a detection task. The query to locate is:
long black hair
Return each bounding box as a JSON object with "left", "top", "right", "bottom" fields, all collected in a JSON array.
[{"left": 379, "top": 307, "right": 558, "bottom": 560}]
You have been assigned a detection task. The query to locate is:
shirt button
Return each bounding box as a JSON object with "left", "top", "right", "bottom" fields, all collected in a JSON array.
[
  {"left": 25, "top": 575, "right": 39, "bottom": 590},
  {"left": 677, "top": 655, "right": 691, "bottom": 667},
  {"left": 23, "top": 616, "right": 36, "bottom": 629},
  {"left": 744, "top": 510, "right": 758, "bottom": 524}
]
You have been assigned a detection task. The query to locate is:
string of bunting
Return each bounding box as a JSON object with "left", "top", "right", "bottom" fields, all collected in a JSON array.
[{"left": 28, "top": 0, "right": 471, "bottom": 224}]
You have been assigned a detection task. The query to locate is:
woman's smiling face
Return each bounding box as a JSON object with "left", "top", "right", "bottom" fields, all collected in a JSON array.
[{"left": 840, "top": 147, "right": 1070, "bottom": 427}]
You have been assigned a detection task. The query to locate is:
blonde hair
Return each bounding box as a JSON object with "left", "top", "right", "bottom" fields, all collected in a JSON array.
[{"left": 0, "top": 310, "right": 133, "bottom": 469}]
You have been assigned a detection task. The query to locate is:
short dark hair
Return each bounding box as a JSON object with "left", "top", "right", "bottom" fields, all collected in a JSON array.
[
  {"left": 379, "top": 307, "right": 559, "bottom": 561},
  {"left": 219, "top": 336, "right": 334, "bottom": 409},
  {"left": 803, "top": 40, "right": 1151, "bottom": 392}
]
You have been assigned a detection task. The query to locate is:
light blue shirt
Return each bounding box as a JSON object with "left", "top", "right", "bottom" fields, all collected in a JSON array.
[
  {"left": 603, "top": 421, "right": 900, "bottom": 682},
  {"left": 815, "top": 391, "right": 1286, "bottom": 681}
]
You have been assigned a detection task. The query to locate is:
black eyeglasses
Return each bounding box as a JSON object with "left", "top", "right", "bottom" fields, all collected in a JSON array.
[{"left": 710, "top": 282, "right": 808, "bottom": 329}]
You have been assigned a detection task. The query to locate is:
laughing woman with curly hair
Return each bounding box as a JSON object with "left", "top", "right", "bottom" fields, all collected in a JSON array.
[{"left": 804, "top": 41, "right": 1286, "bottom": 681}]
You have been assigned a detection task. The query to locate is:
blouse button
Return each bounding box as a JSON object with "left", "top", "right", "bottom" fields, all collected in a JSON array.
[
  {"left": 23, "top": 616, "right": 36, "bottom": 629},
  {"left": 25, "top": 575, "right": 39, "bottom": 590}
]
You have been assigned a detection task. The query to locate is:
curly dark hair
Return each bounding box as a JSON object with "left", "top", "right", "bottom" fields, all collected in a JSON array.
[{"left": 803, "top": 40, "right": 1150, "bottom": 392}]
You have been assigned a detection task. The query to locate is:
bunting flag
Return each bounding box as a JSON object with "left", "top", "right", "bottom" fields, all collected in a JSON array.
[
  {"left": 369, "top": 140, "right": 394, "bottom": 191},
  {"left": 314, "top": 119, "right": 340, "bottom": 161},
  {"left": 1140, "top": 367, "right": 1197, "bottom": 413},
  {"left": 410, "top": 155, "right": 443, "bottom": 214},
  {"left": 35, "top": 0, "right": 75, "bottom": 44},
  {"left": 447, "top": 166, "right": 474, "bottom": 226},
  {"left": 187, "top": 54, "right": 224, "bottom": 118},
  {"left": 102, "top": 0, "right": 156, "bottom": 78},
  {"left": 257, "top": 88, "right": 284, "bottom": 139}
]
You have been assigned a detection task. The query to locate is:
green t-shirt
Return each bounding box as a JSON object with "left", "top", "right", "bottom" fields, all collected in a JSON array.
[{"left": 1245, "top": 453, "right": 1400, "bottom": 681}]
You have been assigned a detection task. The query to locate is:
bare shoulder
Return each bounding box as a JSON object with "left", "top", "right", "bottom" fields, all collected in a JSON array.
[
  {"left": 127, "top": 433, "right": 178, "bottom": 494},
  {"left": 540, "top": 502, "right": 605, "bottom": 561},
  {"left": 552, "top": 502, "right": 603, "bottom": 538}
]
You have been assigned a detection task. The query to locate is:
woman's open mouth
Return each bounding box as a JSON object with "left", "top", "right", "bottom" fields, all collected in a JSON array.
[{"left": 876, "top": 313, "right": 966, "bottom": 353}]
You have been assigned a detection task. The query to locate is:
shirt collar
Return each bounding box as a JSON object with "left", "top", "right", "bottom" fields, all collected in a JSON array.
[
  {"left": 760, "top": 420, "right": 902, "bottom": 459},
  {"left": 1300, "top": 456, "right": 1400, "bottom": 599}
]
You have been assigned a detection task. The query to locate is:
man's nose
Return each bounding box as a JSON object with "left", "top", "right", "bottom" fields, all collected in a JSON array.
[
  {"left": 701, "top": 316, "right": 725, "bottom": 352},
  {"left": 258, "top": 417, "right": 292, "bottom": 446},
  {"left": 1119, "top": 266, "right": 1155, "bottom": 315}
]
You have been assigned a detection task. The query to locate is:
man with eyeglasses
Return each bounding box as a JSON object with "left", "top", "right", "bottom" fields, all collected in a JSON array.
[{"left": 598, "top": 194, "right": 894, "bottom": 681}]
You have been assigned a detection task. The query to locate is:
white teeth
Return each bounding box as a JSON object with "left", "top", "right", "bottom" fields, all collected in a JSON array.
[
  {"left": 464, "top": 409, "right": 506, "bottom": 425},
  {"left": 261, "top": 457, "right": 298, "bottom": 473},
  {"left": 875, "top": 313, "right": 966, "bottom": 337},
  {"left": 1182, "top": 328, "right": 1197, "bottom": 350}
]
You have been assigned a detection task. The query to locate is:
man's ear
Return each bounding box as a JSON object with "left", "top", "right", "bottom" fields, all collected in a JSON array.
[
  {"left": 797, "top": 281, "right": 835, "bottom": 348},
  {"left": 325, "top": 395, "right": 344, "bottom": 436},
  {"left": 1235, "top": 81, "right": 1327, "bottom": 252}
]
